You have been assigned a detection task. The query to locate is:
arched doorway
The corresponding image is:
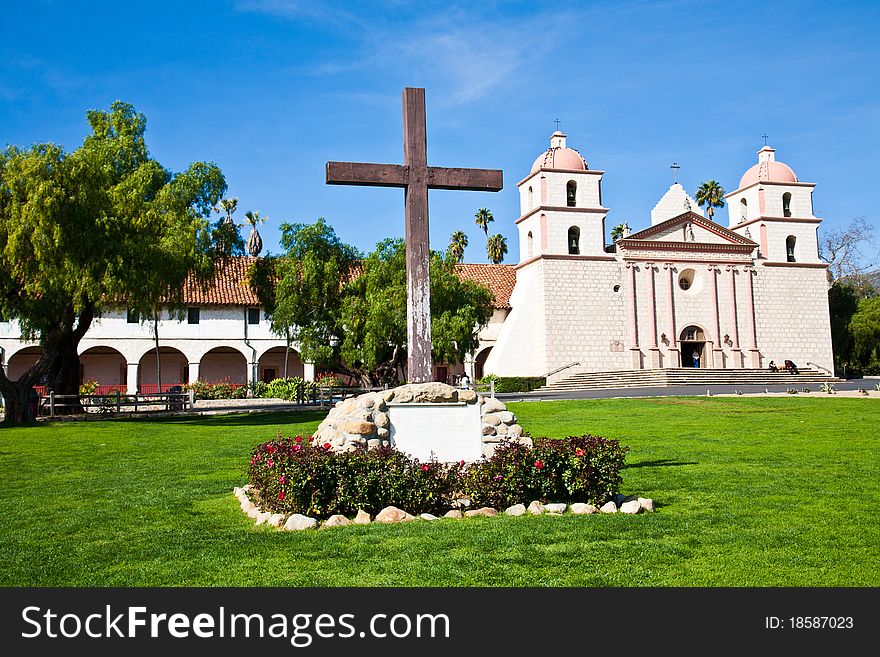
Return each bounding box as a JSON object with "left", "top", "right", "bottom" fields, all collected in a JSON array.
[
  {"left": 80, "top": 346, "right": 127, "bottom": 392},
  {"left": 138, "top": 347, "right": 188, "bottom": 393},
  {"left": 679, "top": 326, "right": 707, "bottom": 368},
  {"left": 474, "top": 346, "right": 493, "bottom": 381},
  {"left": 258, "top": 346, "right": 304, "bottom": 382},
  {"left": 6, "top": 346, "right": 44, "bottom": 383},
  {"left": 200, "top": 347, "right": 247, "bottom": 385}
]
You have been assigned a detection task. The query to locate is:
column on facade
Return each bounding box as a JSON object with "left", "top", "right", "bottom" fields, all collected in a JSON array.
[
  {"left": 646, "top": 262, "right": 661, "bottom": 369},
  {"left": 743, "top": 266, "right": 761, "bottom": 368},
  {"left": 126, "top": 362, "right": 139, "bottom": 395},
  {"left": 302, "top": 362, "right": 316, "bottom": 382},
  {"left": 709, "top": 264, "right": 723, "bottom": 368},
  {"left": 188, "top": 362, "right": 200, "bottom": 385},
  {"left": 726, "top": 265, "right": 742, "bottom": 368},
  {"left": 664, "top": 263, "right": 679, "bottom": 367},
  {"left": 625, "top": 262, "right": 642, "bottom": 369}
]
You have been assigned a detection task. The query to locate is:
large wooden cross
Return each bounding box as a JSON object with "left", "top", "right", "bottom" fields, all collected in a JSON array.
[{"left": 326, "top": 87, "right": 503, "bottom": 383}]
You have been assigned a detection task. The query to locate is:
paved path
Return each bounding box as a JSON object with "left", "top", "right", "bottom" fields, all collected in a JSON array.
[{"left": 496, "top": 378, "right": 878, "bottom": 403}]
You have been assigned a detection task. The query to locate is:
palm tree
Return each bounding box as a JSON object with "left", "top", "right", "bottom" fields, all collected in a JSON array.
[
  {"left": 474, "top": 208, "right": 494, "bottom": 237},
  {"left": 611, "top": 222, "right": 631, "bottom": 241},
  {"left": 244, "top": 210, "right": 267, "bottom": 257},
  {"left": 486, "top": 233, "right": 508, "bottom": 264},
  {"left": 695, "top": 180, "right": 726, "bottom": 221},
  {"left": 448, "top": 230, "right": 468, "bottom": 263},
  {"left": 215, "top": 197, "right": 239, "bottom": 225}
]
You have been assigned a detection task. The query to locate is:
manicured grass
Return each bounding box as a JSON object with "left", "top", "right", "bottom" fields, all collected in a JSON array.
[{"left": 0, "top": 397, "right": 877, "bottom": 586}]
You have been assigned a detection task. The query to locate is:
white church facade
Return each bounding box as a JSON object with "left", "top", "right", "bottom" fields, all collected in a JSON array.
[
  {"left": 480, "top": 132, "right": 833, "bottom": 382},
  {"left": 0, "top": 132, "right": 834, "bottom": 392}
]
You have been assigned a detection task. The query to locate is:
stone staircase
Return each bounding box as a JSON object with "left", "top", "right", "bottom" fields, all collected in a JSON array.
[{"left": 536, "top": 367, "right": 839, "bottom": 392}]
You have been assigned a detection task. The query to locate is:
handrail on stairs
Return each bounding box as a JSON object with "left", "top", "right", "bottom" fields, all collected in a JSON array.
[
  {"left": 544, "top": 361, "right": 580, "bottom": 378},
  {"left": 805, "top": 361, "right": 833, "bottom": 376}
]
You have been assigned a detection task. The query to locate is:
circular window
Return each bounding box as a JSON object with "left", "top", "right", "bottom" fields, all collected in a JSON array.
[
  {"left": 612, "top": 284, "right": 621, "bottom": 293},
  {"left": 678, "top": 269, "right": 695, "bottom": 291}
]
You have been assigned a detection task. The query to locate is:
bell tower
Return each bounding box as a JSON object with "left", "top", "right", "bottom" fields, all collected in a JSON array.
[{"left": 515, "top": 131, "right": 609, "bottom": 262}]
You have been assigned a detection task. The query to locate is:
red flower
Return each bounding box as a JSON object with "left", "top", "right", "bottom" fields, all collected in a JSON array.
[
  {"left": 279, "top": 475, "right": 285, "bottom": 484},
  {"left": 459, "top": 460, "right": 465, "bottom": 467},
  {"left": 575, "top": 448, "right": 585, "bottom": 457},
  {"left": 323, "top": 443, "right": 332, "bottom": 450},
  {"left": 295, "top": 435, "right": 302, "bottom": 443},
  {"left": 534, "top": 459, "right": 545, "bottom": 470},
  {"left": 278, "top": 491, "right": 285, "bottom": 500},
  {"left": 267, "top": 445, "right": 276, "bottom": 454},
  {"left": 293, "top": 444, "right": 302, "bottom": 452},
  {"left": 249, "top": 458, "right": 254, "bottom": 465},
  {"left": 267, "top": 459, "right": 274, "bottom": 467},
  {"left": 421, "top": 464, "right": 430, "bottom": 472}
]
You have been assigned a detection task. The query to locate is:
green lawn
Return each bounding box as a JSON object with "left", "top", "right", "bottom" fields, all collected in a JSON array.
[{"left": 1, "top": 397, "right": 877, "bottom": 586}]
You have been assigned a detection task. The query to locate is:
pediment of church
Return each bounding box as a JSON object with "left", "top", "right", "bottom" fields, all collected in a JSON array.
[{"left": 621, "top": 212, "right": 755, "bottom": 249}]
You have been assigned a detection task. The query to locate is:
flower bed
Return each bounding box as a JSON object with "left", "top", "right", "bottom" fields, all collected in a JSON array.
[{"left": 247, "top": 434, "right": 629, "bottom": 520}]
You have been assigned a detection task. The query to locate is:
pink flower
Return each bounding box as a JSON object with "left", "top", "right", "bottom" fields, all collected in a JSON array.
[
  {"left": 267, "top": 459, "right": 274, "bottom": 467},
  {"left": 278, "top": 491, "right": 285, "bottom": 500},
  {"left": 279, "top": 476, "right": 285, "bottom": 484},
  {"left": 534, "top": 459, "right": 545, "bottom": 470},
  {"left": 575, "top": 448, "right": 585, "bottom": 457},
  {"left": 421, "top": 464, "right": 430, "bottom": 472},
  {"left": 493, "top": 474, "right": 502, "bottom": 481}
]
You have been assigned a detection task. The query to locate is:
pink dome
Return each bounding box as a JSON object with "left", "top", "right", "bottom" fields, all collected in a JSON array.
[
  {"left": 531, "top": 131, "right": 588, "bottom": 173},
  {"left": 737, "top": 146, "right": 798, "bottom": 188},
  {"left": 531, "top": 147, "right": 588, "bottom": 173}
]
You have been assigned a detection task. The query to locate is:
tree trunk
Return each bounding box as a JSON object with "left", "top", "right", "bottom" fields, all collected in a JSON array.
[
  {"left": 153, "top": 311, "right": 162, "bottom": 393},
  {"left": 284, "top": 332, "right": 290, "bottom": 380}
]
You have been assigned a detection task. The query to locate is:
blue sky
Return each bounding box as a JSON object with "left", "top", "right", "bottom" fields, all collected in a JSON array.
[{"left": 2, "top": 0, "right": 878, "bottom": 262}]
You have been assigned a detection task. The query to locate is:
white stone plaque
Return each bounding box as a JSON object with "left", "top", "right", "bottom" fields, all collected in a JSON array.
[{"left": 387, "top": 402, "right": 482, "bottom": 463}]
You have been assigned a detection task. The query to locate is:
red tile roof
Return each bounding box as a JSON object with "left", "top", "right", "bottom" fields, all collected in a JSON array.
[{"left": 182, "top": 257, "right": 515, "bottom": 309}]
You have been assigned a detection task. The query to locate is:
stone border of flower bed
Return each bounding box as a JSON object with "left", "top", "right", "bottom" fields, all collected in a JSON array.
[{"left": 233, "top": 485, "right": 654, "bottom": 531}]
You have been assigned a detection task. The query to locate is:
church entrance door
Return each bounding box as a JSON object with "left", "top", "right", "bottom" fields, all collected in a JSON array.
[{"left": 679, "top": 326, "right": 706, "bottom": 368}]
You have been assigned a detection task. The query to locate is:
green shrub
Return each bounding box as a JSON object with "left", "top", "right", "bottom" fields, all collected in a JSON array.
[
  {"left": 248, "top": 380, "right": 268, "bottom": 398},
  {"left": 263, "top": 377, "right": 315, "bottom": 401},
  {"left": 462, "top": 436, "right": 629, "bottom": 508},
  {"left": 248, "top": 436, "right": 462, "bottom": 518},
  {"left": 79, "top": 380, "right": 99, "bottom": 395},
  {"left": 477, "top": 375, "right": 546, "bottom": 393},
  {"left": 185, "top": 379, "right": 247, "bottom": 400}
]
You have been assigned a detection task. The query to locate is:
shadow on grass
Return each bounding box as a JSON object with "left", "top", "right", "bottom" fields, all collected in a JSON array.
[
  {"left": 128, "top": 409, "right": 328, "bottom": 428},
  {"left": 623, "top": 459, "right": 697, "bottom": 469}
]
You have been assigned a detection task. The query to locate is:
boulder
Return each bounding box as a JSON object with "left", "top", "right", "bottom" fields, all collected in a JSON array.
[
  {"left": 382, "top": 389, "right": 396, "bottom": 403},
  {"left": 570, "top": 503, "right": 598, "bottom": 515},
  {"left": 353, "top": 509, "right": 372, "bottom": 525},
  {"left": 367, "top": 439, "right": 381, "bottom": 449},
  {"left": 638, "top": 497, "right": 655, "bottom": 512},
  {"left": 341, "top": 420, "right": 376, "bottom": 435},
  {"left": 394, "top": 388, "right": 414, "bottom": 403},
  {"left": 496, "top": 411, "right": 516, "bottom": 424},
  {"left": 283, "top": 514, "right": 318, "bottom": 531},
  {"left": 527, "top": 500, "right": 545, "bottom": 515},
  {"left": 600, "top": 501, "right": 618, "bottom": 514},
  {"left": 419, "top": 513, "right": 439, "bottom": 521},
  {"left": 495, "top": 423, "right": 508, "bottom": 435},
  {"left": 255, "top": 511, "right": 272, "bottom": 525},
  {"left": 482, "top": 413, "right": 502, "bottom": 426},
  {"left": 374, "top": 412, "right": 390, "bottom": 429},
  {"left": 452, "top": 498, "right": 471, "bottom": 509},
  {"left": 620, "top": 500, "right": 642, "bottom": 515},
  {"left": 464, "top": 507, "right": 498, "bottom": 517},
  {"left": 375, "top": 506, "right": 415, "bottom": 523},
  {"left": 247, "top": 506, "right": 261, "bottom": 519},
  {"left": 458, "top": 389, "right": 478, "bottom": 403},
  {"left": 481, "top": 425, "right": 498, "bottom": 436},
  {"left": 322, "top": 514, "right": 351, "bottom": 528},
  {"left": 443, "top": 510, "right": 463, "bottom": 519},
  {"left": 507, "top": 424, "right": 524, "bottom": 438},
  {"left": 268, "top": 514, "right": 286, "bottom": 527},
  {"left": 544, "top": 503, "right": 567, "bottom": 514},
  {"left": 377, "top": 427, "right": 389, "bottom": 439},
  {"left": 505, "top": 503, "right": 527, "bottom": 517},
  {"left": 481, "top": 397, "right": 506, "bottom": 414},
  {"left": 358, "top": 395, "right": 375, "bottom": 410}
]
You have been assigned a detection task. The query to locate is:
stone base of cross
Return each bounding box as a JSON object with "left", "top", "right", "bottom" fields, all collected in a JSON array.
[{"left": 326, "top": 87, "right": 503, "bottom": 382}]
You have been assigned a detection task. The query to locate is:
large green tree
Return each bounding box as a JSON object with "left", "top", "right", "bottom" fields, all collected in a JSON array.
[
  {"left": 0, "top": 101, "right": 226, "bottom": 423},
  {"left": 253, "top": 221, "right": 494, "bottom": 386}
]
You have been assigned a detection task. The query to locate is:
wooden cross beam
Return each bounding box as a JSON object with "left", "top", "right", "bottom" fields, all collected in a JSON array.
[{"left": 326, "top": 87, "right": 503, "bottom": 383}]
